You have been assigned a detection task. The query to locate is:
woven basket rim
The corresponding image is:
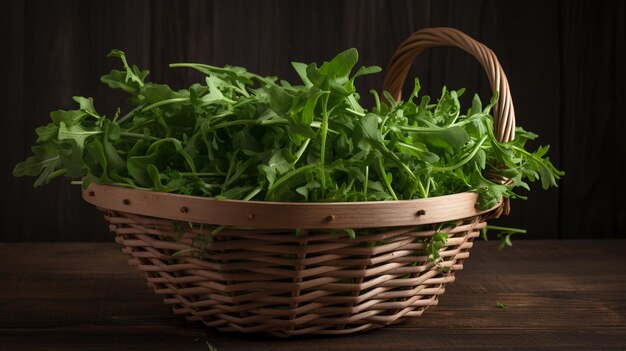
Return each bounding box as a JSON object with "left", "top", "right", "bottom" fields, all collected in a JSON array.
[{"left": 82, "top": 182, "right": 500, "bottom": 229}]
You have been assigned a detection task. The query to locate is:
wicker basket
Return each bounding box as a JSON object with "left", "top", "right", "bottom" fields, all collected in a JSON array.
[{"left": 82, "top": 27, "right": 515, "bottom": 337}]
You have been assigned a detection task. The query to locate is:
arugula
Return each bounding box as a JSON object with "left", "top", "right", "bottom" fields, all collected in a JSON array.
[
  {"left": 14, "top": 49, "right": 563, "bottom": 212},
  {"left": 481, "top": 225, "right": 528, "bottom": 250},
  {"left": 495, "top": 302, "right": 509, "bottom": 309}
]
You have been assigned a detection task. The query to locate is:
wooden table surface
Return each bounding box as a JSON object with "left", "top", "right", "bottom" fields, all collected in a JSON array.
[{"left": 1, "top": 240, "right": 625, "bottom": 351}]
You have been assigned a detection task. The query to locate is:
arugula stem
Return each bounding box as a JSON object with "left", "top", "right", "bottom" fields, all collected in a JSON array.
[
  {"left": 370, "top": 90, "right": 381, "bottom": 114},
  {"left": 117, "top": 104, "right": 144, "bottom": 125},
  {"left": 431, "top": 135, "right": 488, "bottom": 172},
  {"left": 484, "top": 225, "right": 527, "bottom": 234},
  {"left": 378, "top": 157, "right": 397, "bottom": 200},
  {"left": 212, "top": 225, "right": 227, "bottom": 235},
  {"left": 267, "top": 164, "right": 318, "bottom": 198},
  {"left": 345, "top": 108, "right": 366, "bottom": 117},
  {"left": 293, "top": 139, "right": 310, "bottom": 165},
  {"left": 221, "top": 150, "right": 239, "bottom": 193},
  {"left": 170, "top": 62, "right": 275, "bottom": 87},
  {"left": 124, "top": 119, "right": 155, "bottom": 132},
  {"left": 319, "top": 94, "right": 330, "bottom": 192},
  {"left": 143, "top": 97, "right": 189, "bottom": 112},
  {"left": 179, "top": 172, "right": 225, "bottom": 177},
  {"left": 363, "top": 165, "right": 369, "bottom": 200},
  {"left": 242, "top": 186, "right": 263, "bottom": 201},
  {"left": 189, "top": 62, "right": 268, "bottom": 78},
  {"left": 380, "top": 115, "right": 390, "bottom": 132},
  {"left": 417, "top": 177, "right": 428, "bottom": 198},
  {"left": 209, "top": 118, "right": 288, "bottom": 131},
  {"left": 387, "top": 151, "right": 419, "bottom": 183},
  {"left": 310, "top": 121, "right": 339, "bottom": 134},
  {"left": 401, "top": 125, "right": 452, "bottom": 132},
  {"left": 119, "top": 132, "right": 160, "bottom": 141},
  {"left": 397, "top": 142, "right": 427, "bottom": 153},
  {"left": 48, "top": 168, "right": 67, "bottom": 180},
  {"left": 510, "top": 144, "right": 553, "bottom": 168},
  {"left": 320, "top": 95, "right": 329, "bottom": 166}
]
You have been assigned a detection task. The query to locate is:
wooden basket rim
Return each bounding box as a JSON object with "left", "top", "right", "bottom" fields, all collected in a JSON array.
[{"left": 82, "top": 182, "right": 499, "bottom": 229}]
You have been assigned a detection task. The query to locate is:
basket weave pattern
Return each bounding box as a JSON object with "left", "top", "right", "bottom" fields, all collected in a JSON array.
[
  {"left": 83, "top": 27, "right": 515, "bottom": 336},
  {"left": 104, "top": 208, "right": 494, "bottom": 336}
]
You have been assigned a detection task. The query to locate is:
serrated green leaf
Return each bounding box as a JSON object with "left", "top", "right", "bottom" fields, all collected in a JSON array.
[
  {"left": 58, "top": 122, "right": 102, "bottom": 151},
  {"left": 13, "top": 142, "right": 62, "bottom": 187},
  {"left": 35, "top": 123, "right": 59, "bottom": 143}
]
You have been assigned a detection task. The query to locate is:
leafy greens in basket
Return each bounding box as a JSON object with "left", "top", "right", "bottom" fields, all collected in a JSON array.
[{"left": 13, "top": 49, "right": 563, "bottom": 210}]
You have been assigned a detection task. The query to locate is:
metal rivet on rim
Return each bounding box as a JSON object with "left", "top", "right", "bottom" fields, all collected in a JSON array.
[
  {"left": 247, "top": 214, "right": 254, "bottom": 220},
  {"left": 180, "top": 206, "right": 189, "bottom": 213},
  {"left": 326, "top": 215, "right": 336, "bottom": 222},
  {"left": 122, "top": 199, "right": 130, "bottom": 205},
  {"left": 415, "top": 209, "right": 426, "bottom": 216},
  {"left": 88, "top": 191, "right": 95, "bottom": 197}
]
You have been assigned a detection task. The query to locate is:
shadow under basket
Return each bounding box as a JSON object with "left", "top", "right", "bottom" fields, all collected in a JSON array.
[{"left": 81, "top": 26, "right": 516, "bottom": 337}]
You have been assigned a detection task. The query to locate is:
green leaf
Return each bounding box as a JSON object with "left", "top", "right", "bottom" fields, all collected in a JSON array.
[
  {"left": 72, "top": 96, "right": 102, "bottom": 120},
  {"left": 351, "top": 65, "right": 382, "bottom": 82},
  {"left": 85, "top": 138, "right": 108, "bottom": 179},
  {"left": 106, "top": 49, "right": 147, "bottom": 88},
  {"left": 320, "top": 48, "right": 359, "bottom": 79},
  {"left": 473, "top": 148, "right": 486, "bottom": 170},
  {"left": 470, "top": 94, "right": 482, "bottom": 116},
  {"left": 217, "top": 185, "right": 256, "bottom": 200},
  {"left": 58, "top": 122, "right": 102, "bottom": 151},
  {"left": 35, "top": 123, "right": 59, "bottom": 143},
  {"left": 147, "top": 164, "right": 171, "bottom": 192},
  {"left": 410, "top": 126, "right": 470, "bottom": 152},
  {"left": 269, "top": 85, "right": 294, "bottom": 115},
  {"left": 291, "top": 62, "right": 313, "bottom": 87},
  {"left": 13, "top": 142, "right": 62, "bottom": 187},
  {"left": 100, "top": 70, "right": 138, "bottom": 94},
  {"left": 408, "top": 78, "right": 422, "bottom": 104},
  {"left": 396, "top": 141, "right": 440, "bottom": 163},
  {"left": 354, "top": 113, "right": 383, "bottom": 152},
  {"left": 127, "top": 153, "right": 158, "bottom": 187},
  {"left": 301, "top": 88, "right": 325, "bottom": 125},
  {"left": 268, "top": 149, "right": 294, "bottom": 175},
  {"left": 426, "top": 230, "right": 449, "bottom": 262},
  {"left": 146, "top": 138, "right": 197, "bottom": 173},
  {"left": 50, "top": 109, "right": 86, "bottom": 127},
  {"left": 58, "top": 140, "right": 87, "bottom": 178},
  {"left": 103, "top": 122, "right": 126, "bottom": 171},
  {"left": 140, "top": 84, "right": 180, "bottom": 105},
  {"left": 295, "top": 180, "right": 320, "bottom": 200}
]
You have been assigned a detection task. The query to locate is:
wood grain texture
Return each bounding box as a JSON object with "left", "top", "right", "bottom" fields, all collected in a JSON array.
[
  {"left": 0, "top": 241, "right": 624, "bottom": 349},
  {"left": 0, "top": 0, "right": 623, "bottom": 241}
]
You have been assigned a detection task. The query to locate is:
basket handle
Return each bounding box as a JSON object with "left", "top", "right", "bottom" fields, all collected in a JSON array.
[{"left": 382, "top": 27, "right": 516, "bottom": 142}]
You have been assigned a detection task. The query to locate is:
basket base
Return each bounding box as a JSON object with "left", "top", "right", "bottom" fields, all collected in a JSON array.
[{"left": 103, "top": 209, "right": 485, "bottom": 336}]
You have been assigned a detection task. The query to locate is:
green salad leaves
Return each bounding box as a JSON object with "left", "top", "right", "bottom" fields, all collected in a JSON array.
[{"left": 13, "top": 49, "right": 563, "bottom": 209}]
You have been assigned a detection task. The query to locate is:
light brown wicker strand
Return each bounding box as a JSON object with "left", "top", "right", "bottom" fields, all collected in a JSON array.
[
  {"left": 102, "top": 209, "right": 491, "bottom": 336},
  {"left": 288, "top": 229, "right": 308, "bottom": 332},
  {"left": 382, "top": 27, "right": 516, "bottom": 142}
]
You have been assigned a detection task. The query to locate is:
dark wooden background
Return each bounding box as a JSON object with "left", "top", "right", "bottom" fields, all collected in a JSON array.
[{"left": 1, "top": 0, "right": 624, "bottom": 241}]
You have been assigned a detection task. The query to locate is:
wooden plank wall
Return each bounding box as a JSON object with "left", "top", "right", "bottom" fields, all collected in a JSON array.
[{"left": 1, "top": 0, "right": 623, "bottom": 241}]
